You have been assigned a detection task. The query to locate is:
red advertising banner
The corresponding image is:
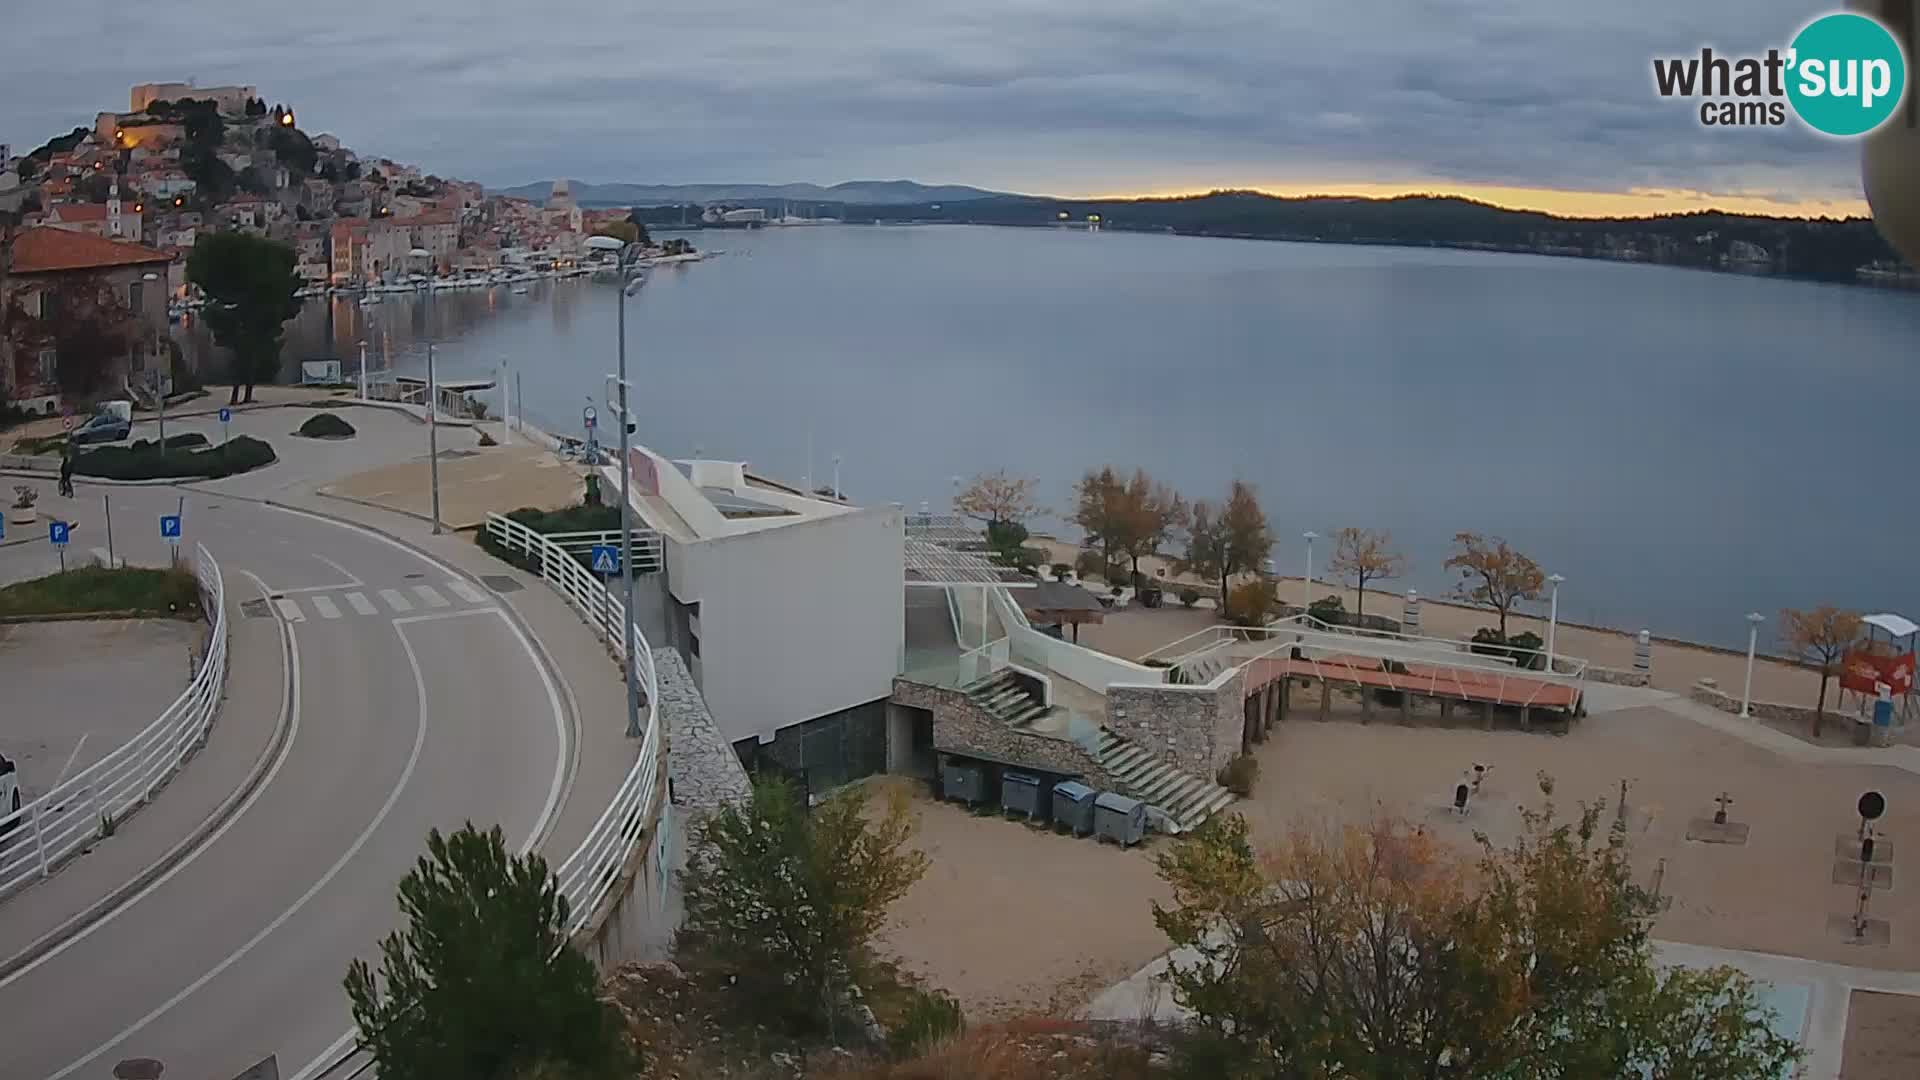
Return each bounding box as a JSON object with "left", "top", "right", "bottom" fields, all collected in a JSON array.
[
  {"left": 1841, "top": 649, "right": 1917, "bottom": 696},
  {"left": 628, "top": 448, "right": 659, "bottom": 497}
]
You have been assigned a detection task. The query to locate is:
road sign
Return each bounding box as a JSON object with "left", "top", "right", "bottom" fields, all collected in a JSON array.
[
  {"left": 160, "top": 514, "right": 182, "bottom": 542},
  {"left": 590, "top": 544, "right": 619, "bottom": 574},
  {"left": 583, "top": 406, "right": 597, "bottom": 430},
  {"left": 61, "top": 415, "right": 73, "bottom": 431},
  {"left": 49, "top": 521, "right": 69, "bottom": 546},
  {"left": 218, "top": 407, "right": 232, "bottom": 423}
]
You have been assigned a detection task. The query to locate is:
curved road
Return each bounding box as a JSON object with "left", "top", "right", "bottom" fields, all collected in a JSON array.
[{"left": 1, "top": 487, "right": 572, "bottom": 1080}]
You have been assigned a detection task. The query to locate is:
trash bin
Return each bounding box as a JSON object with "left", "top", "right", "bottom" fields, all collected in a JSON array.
[
  {"left": 941, "top": 759, "right": 989, "bottom": 805},
  {"left": 1002, "top": 770, "right": 1050, "bottom": 821},
  {"left": 1052, "top": 780, "right": 1097, "bottom": 836},
  {"left": 1095, "top": 792, "right": 1147, "bottom": 847}
]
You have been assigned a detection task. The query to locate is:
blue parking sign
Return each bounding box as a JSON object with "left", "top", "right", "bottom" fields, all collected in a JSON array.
[
  {"left": 218, "top": 407, "right": 232, "bottom": 423},
  {"left": 160, "top": 514, "right": 182, "bottom": 541},
  {"left": 590, "top": 544, "right": 619, "bottom": 574},
  {"left": 49, "top": 521, "right": 70, "bottom": 546}
]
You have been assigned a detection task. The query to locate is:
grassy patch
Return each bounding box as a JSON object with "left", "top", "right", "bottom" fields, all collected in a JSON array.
[
  {"left": 74, "top": 435, "right": 276, "bottom": 481},
  {"left": 0, "top": 565, "right": 202, "bottom": 619}
]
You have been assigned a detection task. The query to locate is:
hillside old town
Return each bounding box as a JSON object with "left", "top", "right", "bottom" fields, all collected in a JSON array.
[{"left": 0, "top": 80, "right": 646, "bottom": 415}]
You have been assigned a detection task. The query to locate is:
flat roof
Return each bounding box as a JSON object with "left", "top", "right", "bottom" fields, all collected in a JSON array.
[{"left": 905, "top": 539, "right": 1033, "bottom": 587}]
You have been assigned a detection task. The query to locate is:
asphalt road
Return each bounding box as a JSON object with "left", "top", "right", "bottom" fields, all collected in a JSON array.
[{"left": 0, "top": 484, "right": 570, "bottom": 1080}]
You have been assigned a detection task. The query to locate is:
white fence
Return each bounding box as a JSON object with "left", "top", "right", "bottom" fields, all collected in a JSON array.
[
  {"left": 482, "top": 512, "right": 664, "bottom": 934},
  {"left": 0, "top": 543, "right": 228, "bottom": 900}
]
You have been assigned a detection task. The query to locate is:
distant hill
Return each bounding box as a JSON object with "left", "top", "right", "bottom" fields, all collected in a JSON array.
[{"left": 490, "top": 179, "right": 1013, "bottom": 207}]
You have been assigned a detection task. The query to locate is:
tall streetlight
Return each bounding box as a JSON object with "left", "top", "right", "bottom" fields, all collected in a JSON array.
[
  {"left": 585, "top": 234, "right": 646, "bottom": 740},
  {"left": 357, "top": 339, "right": 369, "bottom": 401},
  {"left": 1545, "top": 573, "right": 1565, "bottom": 674},
  {"left": 1301, "top": 531, "right": 1319, "bottom": 613},
  {"left": 426, "top": 341, "right": 441, "bottom": 534},
  {"left": 1741, "top": 612, "right": 1765, "bottom": 718}
]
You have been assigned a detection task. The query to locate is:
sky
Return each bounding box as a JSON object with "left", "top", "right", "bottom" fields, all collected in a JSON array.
[{"left": 0, "top": 0, "right": 1881, "bottom": 217}]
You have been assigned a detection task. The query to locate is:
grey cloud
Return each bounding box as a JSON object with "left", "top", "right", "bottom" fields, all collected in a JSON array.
[{"left": 0, "top": 0, "right": 1869, "bottom": 204}]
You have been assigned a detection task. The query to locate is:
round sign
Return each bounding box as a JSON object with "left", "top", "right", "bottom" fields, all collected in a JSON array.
[
  {"left": 62, "top": 416, "right": 73, "bottom": 431},
  {"left": 1860, "top": 791, "right": 1887, "bottom": 821}
]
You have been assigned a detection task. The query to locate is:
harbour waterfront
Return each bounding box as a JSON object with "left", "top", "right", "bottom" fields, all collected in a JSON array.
[{"left": 186, "top": 224, "right": 1920, "bottom": 650}]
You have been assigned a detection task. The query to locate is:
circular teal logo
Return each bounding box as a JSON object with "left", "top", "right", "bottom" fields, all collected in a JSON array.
[{"left": 1786, "top": 12, "right": 1908, "bottom": 137}]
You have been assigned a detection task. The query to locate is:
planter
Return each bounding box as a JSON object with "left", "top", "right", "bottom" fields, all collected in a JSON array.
[{"left": 7, "top": 506, "right": 37, "bottom": 528}]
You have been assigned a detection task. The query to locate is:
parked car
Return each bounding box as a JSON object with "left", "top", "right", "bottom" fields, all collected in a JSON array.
[
  {"left": 69, "top": 412, "right": 132, "bottom": 445},
  {"left": 0, "top": 753, "right": 20, "bottom": 834}
]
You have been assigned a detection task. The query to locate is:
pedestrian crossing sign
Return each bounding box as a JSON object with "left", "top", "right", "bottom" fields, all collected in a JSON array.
[{"left": 590, "top": 544, "right": 619, "bottom": 574}]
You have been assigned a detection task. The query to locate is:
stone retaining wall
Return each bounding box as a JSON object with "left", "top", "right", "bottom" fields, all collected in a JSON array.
[
  {"left": 1689, "top": 678, "right": 1826, "bottom": 728},
  {"left": 1584, "top": 665, "right": 1652, "bottom": 688},
  {"left": 1107, "top": 667, "right": 1245, "bottom": 777},
  {"left": 891, "top": 677, "right": 1117, "bottom": 790}
]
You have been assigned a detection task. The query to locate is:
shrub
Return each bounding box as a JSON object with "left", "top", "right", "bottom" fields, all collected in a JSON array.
[
  {"left": 1307, "top": 594, "right": 1346, "bottom": 625},
  {"left": 1179, "top": 587, "right": 1201, "bottom": 607},
  {"left": 476, "top": 429, "right": 497, "bottom": 447},
  {"left": 1073, "top": 551, "right": 1102, "bottom": 580},
  {"left": 1217, "top": 754, "right": 1259, "bottom": 796},
  {"left": 1507, "top": 630, "right": 1545, "bottom": 670},
  {"left": 1228, "top": 581, "right": 1275, "bottom": 627},
  {"left": 74, "top": 435, "right": 276, "bottom": 480},
  {"left": 12, "top": 485, "right": 36, "bottom": 510},
  {"left": 1104, "top": 563, "right": 1129, "bottom": 585},
  {"left": 164, "top": 432, "right": 209, "bottom": 449},
  {"left": 296, "top": 412, "right": 357, "bottom": 439},
  {"left": 888, "top": 989, "right": 964, "bottom": 1057},
  {"left": 1050, "top": 562, "right": 1072, "bottom": 580},
  {"left": 474, "top": 502, "right": 652, "bottom": 577},
  {"left": 1470, "top": 628, "right": 1509, "bottom": 657}
]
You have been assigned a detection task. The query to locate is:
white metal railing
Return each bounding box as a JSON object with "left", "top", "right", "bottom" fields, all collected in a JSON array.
[
  {"left": 482, "top": 512, "right": 663, "bottom": 933},
  {"left": 539, "top": 529, "right": 665, "bottom": 574},
  {"left": 0, "top": 543, "right": 229, "bottom": 900}
]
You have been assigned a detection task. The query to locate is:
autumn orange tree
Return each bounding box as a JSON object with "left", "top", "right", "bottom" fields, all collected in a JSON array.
[
  {"left": 1443, "top": 532, "right": 1545, "bottom": 639},
  {"left": 1778, "top": 605, "right": 1864, "bottom": 736},
  {"left": 1154, "top": 784, "right": 1800, "bottom": 1079},
  {"left": 1326, "top": 527, "right": 1405, "bottom": 623},
  {"left": 1116, "top": 468, "right": 1187, "bottom": 585},
  {"left": 1183, "top": 481, "right": 1273, "bottom": 622},
  {"left": 954, "top": 468, "right": 1040, "bottom": 528}
]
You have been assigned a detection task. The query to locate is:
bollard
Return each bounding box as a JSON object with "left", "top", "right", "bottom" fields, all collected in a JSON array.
[
  {"left": 1403, "top": 589, "right": 1421, "bottom": 633},
  {"left": 1633, "top": 629, "right": 1652, "bottom": 673}
]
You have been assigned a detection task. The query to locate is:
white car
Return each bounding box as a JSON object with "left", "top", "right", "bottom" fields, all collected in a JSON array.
[{"left": 0, "top": 753, "right": 19, "bottom": 833}]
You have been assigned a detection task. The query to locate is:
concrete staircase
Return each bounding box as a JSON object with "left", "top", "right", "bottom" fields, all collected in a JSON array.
[
  {"left": 1094, "top": 729, "right": 1237, "bottom": 832},
  {"left": 964, "top": 670, "right": 1053, "bottom": 729}
]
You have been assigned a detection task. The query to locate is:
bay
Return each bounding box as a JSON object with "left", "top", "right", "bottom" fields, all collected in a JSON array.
[{"left": 180, "top": 224, "right": 1920, "bottom": 650}]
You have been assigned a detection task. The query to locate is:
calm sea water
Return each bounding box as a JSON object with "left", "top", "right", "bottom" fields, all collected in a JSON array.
[{"left": 184, "top": 225, "right": 1920, "bottom": 649}]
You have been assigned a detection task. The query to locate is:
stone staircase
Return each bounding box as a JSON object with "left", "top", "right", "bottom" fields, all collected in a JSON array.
[
  {"left": 964, "top": 670, "right": 1053, "bottom": 729},
  {"left": 1094, "top": 729, "right": 1237, "bottom": 832}
]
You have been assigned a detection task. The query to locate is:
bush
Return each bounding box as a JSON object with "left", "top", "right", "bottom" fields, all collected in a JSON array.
[
  {"left": 1217, "top": 754, "right": 1259, "bottom": 796},
  {"left": 0, "top": 565, "right": 202, "bottom": 618},
  {"left": 1104, "top": 563, "right": 1129, "bottom": 585},
  {"left": 164, "top": 432, "right": 209, "bottom": 449},
  {"left": 295, "top": 412, "right": 357, "bottom": 439},
  {"left": 1180, "top": 587, "right": 1201, "bottom": 608},
  {"left": 1507, "top": 631, "right": 1545, "bottom": 670},
  {"left": 888, "top": 989, "right": 965, "bottom": 1056},
  {"left": 1050, "top": 562, "right": 1072, "bottom": 580},
  {"left": 473, "top": 503, "right": 655, "bottom": 577},
  {"left": 1227, "top": 581, "right": 1275, "bottom": 627},
  {"left": 1073, "top": 551, "right": 1102, "bottom": 580},
  {"left": 74, "top": 434, "right": 276, "bottom": 480},
  {"left": 1470, "top": 627, "right": 1508, "bottom": 656},
  {"left": 1307, "top": 594, "right": 1346, "bottom": 624}
]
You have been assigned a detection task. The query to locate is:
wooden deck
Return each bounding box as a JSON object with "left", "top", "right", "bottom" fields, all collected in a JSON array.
[{"left": 1245, "top": 653, "right": 1581, "bottom": 712}]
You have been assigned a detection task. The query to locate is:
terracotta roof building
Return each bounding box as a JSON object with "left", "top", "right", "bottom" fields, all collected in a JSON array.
[{"left": 4, "top": 227, "right": 175, "bottom": 412}]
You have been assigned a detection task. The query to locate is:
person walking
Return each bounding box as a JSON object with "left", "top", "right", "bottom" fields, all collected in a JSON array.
[{"left": 57, "top": 450, "right": 74, "bottom": 499}]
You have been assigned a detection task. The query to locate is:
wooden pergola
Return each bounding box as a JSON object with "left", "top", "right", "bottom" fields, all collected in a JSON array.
[{"left": 1009, "top": 576, "right": 1108, "bottom": 642}]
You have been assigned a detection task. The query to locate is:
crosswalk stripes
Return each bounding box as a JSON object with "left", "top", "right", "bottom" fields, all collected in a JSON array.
[
  {"left": 345, "top": 592, "right": 378, "bottom": 616},
  {"left": 273, "top": 598, "right": 305, "bottom": 622},
  {"left": 378, "top": 589, "right": 414, "bottom": 613},
  {"left": 411, "top": 584, "right": 450, "bottom": 609},
  {"left": 309, "top": 595, "right": 342, "bottom": 620},
  {"left": 445, "top": 579, "right": 488, "bottom": 604}
]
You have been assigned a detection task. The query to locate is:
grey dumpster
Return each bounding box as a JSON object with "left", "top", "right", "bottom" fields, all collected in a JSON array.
[
  {"left": 1052, "top": 780, "right": 1097, "bottom": 835},
  {"left": 1002, "top": 770, "right": 1050, "bottom": 821},
  {"left": 942, "top": 759, "right": 989, "bottom": 805},
  {"left": 1095, "top": 792, "right": 1147, "bottom": 847}
]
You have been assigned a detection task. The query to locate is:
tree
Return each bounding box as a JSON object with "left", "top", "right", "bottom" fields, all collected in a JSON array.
[
  {"left": 1073, "top": 466, "right": 1128, "bottom": 577},
  {"left": 5, "top": 273, "right": 141, "bottom": 399},
  {"left": 180, "top": 142, "right": 235, "bottom": 201},
  {"left": 1118, "top": 468, "right": 1187, "bottom": 585},
  {"left": 679, "top": 777, "right": 929, "bottom": 1036},
  {"left": 1444, "top": 532, "right": 1544, "bottom": 639},
  {"left": 344, "top": 823, "right": 630, "bottom": 1080},
  {"left": 590, "top": 220, "right": 640, "bottom": 245},
  {"left": 1778, "top": 605, "right": 1864, "bottom": 736},
  {"left": 1326, "top": 527, "right": 1405, "bottom": 623},
  {"left": 1154, "top": 787, "right": 1801, "bottom": 1079},
  {"left": 271, "top": 125, "right": 317, "bottom": 175},
  {"left": 187, "top": 232, "right": 303, "bottom": 404},
  {"left": 955, "top": 467, "right": 1040, "bottom": 527},
  {"left": 623, "top": 211, "right": 652, "bottom": 246},
  {"left": 245, "top": 96, "right": 267, "bottom": 117},
  {"left": 1184, "top": 500, "right": 1226, "bottom": 612},
  {"left": 1183, "top": 481, "right": 1271, "bottom": 621}
]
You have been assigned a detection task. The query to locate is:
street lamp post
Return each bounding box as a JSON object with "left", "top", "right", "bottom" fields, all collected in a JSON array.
[
  {"left": 358, "top": 339, "right": 369, "bottom": 401},
  {"left": 1301, "top": 531, "right": 1318, "bottom": 614},
  {"left": 1741, "top": 612, "right": 1765, "bottom": 718},
  {"left": 426, "top": 341, "right": 441, "bottom": 534},
  {"left": 586, "top": 234, "right": 646, "bottom": 740},
  {"left": 1545, "top": 573, "right": 1565, "bottom": 674},
  {"left": 832, "top": 454, "right": 842, "bottom": 501}
]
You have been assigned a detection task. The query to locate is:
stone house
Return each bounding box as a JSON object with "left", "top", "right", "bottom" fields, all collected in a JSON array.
[{"left": 2, "top": 227, "right": 174, "bottom": 413}]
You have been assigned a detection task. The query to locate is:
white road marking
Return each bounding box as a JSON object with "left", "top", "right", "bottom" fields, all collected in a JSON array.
[
  {"left": 50, "top": 734, "right": 90, "bottom": 791},
  {"left": 1, "top": 569, "right": 300, "bottom": 991},
  {"left": 273, "top": 597, "right": 305, "bottom": 622},
  {"left": 344, "top": 592, "right": 377, "bottom": 616},
  {"left": 312, "top": 554, "right": 362, "bottom": 587},
  {"left": 49, "top": 606, "right": 432, "bottom": 1080},
  {"left": 411, "top": 584, "right": 450, "bottom": 609},
  {"left": 378, "top": 588, "right": 413, "bottom": 613},
  {"left": 308, "top": 595, "right": 341, "bottom": 620},
  {"left": 445, "top": 578, "right": 487, "bottom": 604}
]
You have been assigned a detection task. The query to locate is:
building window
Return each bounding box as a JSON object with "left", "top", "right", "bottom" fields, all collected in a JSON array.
[
  {"left": 127, "top": 280, "right": 144, "bottom": 313},
  {"left": 37, "top": 349, "right": 57, "bottom": 385}
]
